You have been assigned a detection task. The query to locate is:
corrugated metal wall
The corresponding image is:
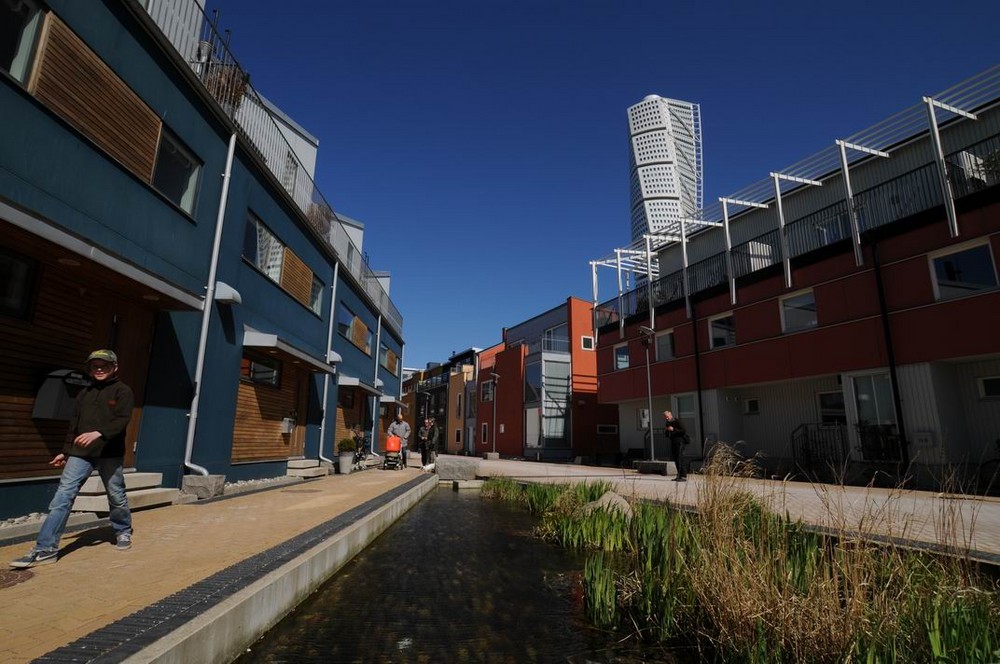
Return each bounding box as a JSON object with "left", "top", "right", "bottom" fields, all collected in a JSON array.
[{"left": 954, "top": 358, "right": 1000, "bottom": 461}]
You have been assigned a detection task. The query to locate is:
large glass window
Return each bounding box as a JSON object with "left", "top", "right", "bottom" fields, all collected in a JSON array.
[
  {"left": 0, "top": 248, "right": 36, "bottom": 319},
  {"left": 781, "top": 290, "right": 817, "bottom": 332},
  {"left": 481, "top": 380, "right": 494, "bottom": 403},
  {"left": 655, "top": 330, "right": 674, "bottom": 361},
  {"left": 614, "top": 343, "right": 630, "bottom": 370},
  {"left": 709, "top": 314, "right": 736, "bottom": 349},
  {"left": 240, "top": 355, "right": 280, "bottom": 387},
  {"left": 524, "top": 361, "right": 542, "bottom": 403},
  {"left": 152, "top": 129, "right": 201, "bottom": 214},
  {"left": 0, "top": 0, "right": 42, "bottom": 84},
  {"left": 337, "top": 303, "right": 372, "bottom": 355},
  {"left": 542, "top": 323, "right": 569, "bottom": 352},
  {"left": 309, "top": 275, "right": 323, "bottom": 315},
  {"left": 380, "top": 343, "right": 398, "bottom": 376},
  {"left": 243, "top": 214, "right": 284, "bottom": 282},
  {"left": 930, "top": 243, "right": 998, "bottom": 300}
]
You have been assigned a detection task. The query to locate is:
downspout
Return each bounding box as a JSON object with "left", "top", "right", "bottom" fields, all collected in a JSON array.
[
  {"left": 369, "top": 315, "right": 383, "bottom": 455},
  {"left": 184, "top": 133, "right": 237, "bottom": 476},
  {"left": 691, "top": 298, "right": 706, "bottom": 461},
  {"left": 317, "top": 261, "right": 340, "bottom": 465},
  {"left": 870, "top": 237, "right": 911, "bottom": 470}
]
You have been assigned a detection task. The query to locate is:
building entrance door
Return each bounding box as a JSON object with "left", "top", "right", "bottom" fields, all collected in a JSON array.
[{"left": 851, "top": 373, "right": 900, "bottom": 461}]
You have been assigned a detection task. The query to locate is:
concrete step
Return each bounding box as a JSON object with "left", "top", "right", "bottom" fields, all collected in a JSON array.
[
  {"left": 286, "top": 466, "right": 328, "bottom": 478},
  {"left": 80, "top": 472, "right": 163, "bottom": 494},
  {"left": 72, "top": 487, "right": 179, "bottom": 513},
  {"left": 286, "top": 459, "right": 320, "bottom": 470}
]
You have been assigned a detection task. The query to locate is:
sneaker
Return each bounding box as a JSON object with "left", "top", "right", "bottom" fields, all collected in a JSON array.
[
  {"left": 116, "top": 532, "right": 132, "bottom": 551},
  {"left": 672, "top": 476, "right": 687, "bottom": 482},
  {"left": 10, "top": 549, "right": 58, "bottom": 569}
]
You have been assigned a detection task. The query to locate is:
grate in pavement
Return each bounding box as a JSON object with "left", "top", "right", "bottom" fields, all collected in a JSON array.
[{"left": 32, "top": 474, "right": 433, "bottom": 663}]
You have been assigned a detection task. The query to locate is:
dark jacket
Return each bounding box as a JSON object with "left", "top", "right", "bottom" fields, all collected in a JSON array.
[
  {"left": 418, "top": 424, "right": 440, "bottom": 452},
  {"left": 63, "top": 378, "right": 134, "bottom": 458},
  {"left": 664, "top": 416, "right": 687, "bottom": 442}
]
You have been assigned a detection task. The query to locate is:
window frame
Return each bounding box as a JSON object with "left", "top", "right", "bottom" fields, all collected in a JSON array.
[
  {"left": 309, "top": 275, "right": 324, "bottom": 315},
  {"left": 928, "top": 240, "right": 999, "bottom": 302},
  {"left": 481, "top": 379, "right": 494, "bottom": 403},
  {"left": 655, "top": 329, "right": 675, "bottom": 362},
  {"left": 581, "top": 335, "right": 595, "bottom": 351},
  {"left": 780, "top": 289, "right": 817, "bottom": 333},
  {"left": 597, "top": 424, "right": 618, "bottom": 435},
  {"left": 0, "top": 247, "right": 38, "bottom": 320},
  {"left": 744, "top": 398, "right": 760, "bottom": 416},
  {"left": 978, "top": 376, "right": 1000, "bottom": 400},
  {"left": 243, "top": 212, "right": 284, "bottom": 283},
  {"left": 0, "top": 0, "right": 43, "bottom": 85},
  {"left": 481, "top": 423, "right": 489, "bottom": 444},
  {"left": 240, "top": 354, "right": 281, "bottom": 388},
  {"left": 152, "top": 127, "right": 202, "bottom": 215},
  {"left": 708, "top": 312, "right": 736, "bottom": 349}
]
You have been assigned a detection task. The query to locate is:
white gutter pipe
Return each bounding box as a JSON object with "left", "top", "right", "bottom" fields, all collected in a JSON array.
[
  {"left": 184, "top": 133, "right": 236, "bottom": 476},
  {"left": 369, "top": 314, "right": 383, "bottom": 455},
  {"left": 317, "top": 261, "right": 340, "bottom": 465}
]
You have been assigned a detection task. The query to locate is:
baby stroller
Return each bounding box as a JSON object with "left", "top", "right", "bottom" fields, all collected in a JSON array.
[
  {"left": 352, "top": 433, "right": 369, "bottom": 471},
  {"left": 383, "top": 435, "right": 402, "bottom": 470}
]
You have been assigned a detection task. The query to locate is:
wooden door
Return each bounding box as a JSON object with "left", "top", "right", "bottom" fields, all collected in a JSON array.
[{"left": 290, "top": 369, "right": 308, "bottom": 457}]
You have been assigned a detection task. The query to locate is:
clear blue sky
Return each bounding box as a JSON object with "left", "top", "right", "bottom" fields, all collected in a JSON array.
[{"left": 208, "top": 0, "right": 997, "bottom": 370}]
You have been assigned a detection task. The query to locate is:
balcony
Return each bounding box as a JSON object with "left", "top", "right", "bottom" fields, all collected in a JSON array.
[
  {"left": 596, "top": 132, "right": 1000, "bottom": 330},
  {"left": 142, "top": 1, "right": 403, "bottom": 334}
]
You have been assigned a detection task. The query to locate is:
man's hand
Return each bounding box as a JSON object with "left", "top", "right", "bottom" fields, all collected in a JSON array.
[
  {"left": 49, "top": 454, "right": 67, "bottom": 467},
  {"left": 74, "top": 431, "right": 102, "bottom": 447}
]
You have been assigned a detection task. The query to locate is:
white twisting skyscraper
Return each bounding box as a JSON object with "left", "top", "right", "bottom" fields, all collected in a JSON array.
[{"left": 628, "top": 95, "right": 703, "bottom": 243}]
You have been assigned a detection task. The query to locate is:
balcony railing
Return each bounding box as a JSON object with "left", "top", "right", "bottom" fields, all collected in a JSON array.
[
  {"left": 143, "top": 2, "right": 403, "bottom": 334},
  {"left": 597, "top": 132, "right": 1000, "bottom": 326}
]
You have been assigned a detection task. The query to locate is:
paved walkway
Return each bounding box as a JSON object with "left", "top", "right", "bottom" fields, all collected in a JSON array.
[
  {"left": 1, "top": 460, "right": 998, "bottom": 663},
  {"left": 0, "top": 467, "right": 424, "bottom": 664},
  {"left": 477, "top": 460, "right": 1000, "bottom": 563}
]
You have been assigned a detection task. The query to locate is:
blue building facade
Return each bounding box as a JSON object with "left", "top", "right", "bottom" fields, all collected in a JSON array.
[{"left": 0, "top": 0, "right": 403, "bottom": 517}]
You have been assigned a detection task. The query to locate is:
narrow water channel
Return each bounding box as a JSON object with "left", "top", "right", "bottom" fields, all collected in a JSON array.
[{"left": 238, "top": 487, "right": 682, "bottom": 663}]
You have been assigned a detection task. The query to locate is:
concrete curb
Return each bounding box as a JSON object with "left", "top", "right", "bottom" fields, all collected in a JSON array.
[
  {"left": 123, "top": 474, "right": 438, "bottom": 664},
  {"left": 0, "top": 512, "right": 99, "bottom": 546}
]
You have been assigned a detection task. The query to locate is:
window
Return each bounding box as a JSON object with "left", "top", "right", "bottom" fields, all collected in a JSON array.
[
  {"left": 337, "top": 303, "right": 372, "bottom": 354},
  {"left": 240, "top": 355, "right": 280, "bottom": 387},
  {"left": 481, "top": 380, "right": 494, "bottom": 403},
  {"left": 380, "top": 344, "right": 399, "bottom": 376},
  {"left": 709, "top": 313, "right": 735, "bottom": 349},
  {"left": 744, "top": 398, "right": 760, "bottom": 415},
  {"left": 0, "top": 248, "right": 36, "bottom": 319},
  {"left": 930, "top": 242, "right": 998, "bottom": 300},
  {"left": 243, "top": 214, "right": 284, "bottom": 282},
  {"left": 152, "top": 129, "right": 201, "bottom": 214},
  {"left": 481, "top": 423, "right": 489, "bottom": 444},
  {"left": 456, "top": 393, "right": 462, "bottom": 418},
  {"left": 978, "top": 376, "right": 1000, "bottom": 399},
  {"left": 655, "top": 330, "right": 674, "bottom": 361},
  {"left": 817, "top": 391, "right": 847, "bottom": 424},
  {"left": 581, "top": 336, "right": 595, "bottom": 351},
  {"left": 614, "top": 343, "right": 630, "bottom": 370},
  {"left": 597, "top": 424, "right": 618, "bottom": 435},
  {"left": 455, "top": 429, "right": 461, "bottom": 444},
  {"left": 0, "top": 0, "right": 42, "bottom": 84},
  {"left": 781, "top": 290, "right": 817, "bottom": 332},
  {"left": 309, "top": 275, "right": 323, "bottom": 315},
  {"left": 542, "top": 323, "right": 569, "bottom": 352},
  {"left": 524, "top": 361, "right": 542, "bottom": 403},
  {"left": 338, "top": 389, "right": 354, "bottom": 409}
]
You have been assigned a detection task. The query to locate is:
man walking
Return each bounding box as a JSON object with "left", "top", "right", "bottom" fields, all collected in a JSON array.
[
  {"left": 418, "top": 418, "right": 440, "bottom": 467},
  {"left": 11, "top": 350, "right": 135, "bottom": 568},
  {"left": 386, "top": 412, "right": 411, "bottom": 468},
  {"left": 663, "top": 410, "right": 688, "bottom": 482}
]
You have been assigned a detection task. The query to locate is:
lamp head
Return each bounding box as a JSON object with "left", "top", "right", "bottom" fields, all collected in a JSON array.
[{"left": 638, "top": 325, "right": 655, "bottom": 337}]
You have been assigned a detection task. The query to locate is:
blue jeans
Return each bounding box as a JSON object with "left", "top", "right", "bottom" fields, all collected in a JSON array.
[{"left": 35, "top": 455, "right": 132, "bottom": 552}]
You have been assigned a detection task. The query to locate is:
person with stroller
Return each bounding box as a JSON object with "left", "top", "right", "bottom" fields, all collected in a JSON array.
[
  {"left": 386, "top": 412, "right": 411, "bottom": 468},
  {"left": 418, "top": 418, "right": 440, "bottom": 467}
]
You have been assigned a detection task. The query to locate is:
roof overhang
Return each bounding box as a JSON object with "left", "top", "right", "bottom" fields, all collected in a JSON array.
[
  {"left": 338, "top": 375, "right": 383, "bottom": 396},
  {"left": 243, "top": 329, "right": 334, "bottom": 374},
  {"left": 380, "top": 395, "right": 407, "bottom": 409}
]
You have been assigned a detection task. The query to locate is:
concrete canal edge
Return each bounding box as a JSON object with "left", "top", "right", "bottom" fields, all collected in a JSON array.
[{"left": 126, "top": 474, "right": 438, "bottom": 664}]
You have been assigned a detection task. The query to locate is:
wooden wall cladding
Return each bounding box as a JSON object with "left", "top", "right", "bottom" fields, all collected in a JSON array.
[
  {"left": 279, "top": 247, "right": 313, "bottom": 309},
  {"left": 232, "top": 373, "right": 297, "bottom": 462},
  {"left": 351, "top": 316, "right": 369, "bottom": 353},
  {"left": 31, "top": 15, "right": 161, "bottom": 183}
]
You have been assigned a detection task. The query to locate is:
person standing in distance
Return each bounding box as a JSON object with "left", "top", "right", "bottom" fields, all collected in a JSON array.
[
  {"left": 11, "top": 350, "right": 135, "bottom": 568},
  {"left": 386, "top": 411, "right": 411, "bottom": 468},
  {"left": 663, "top": 410, "right": 688, "bottom": 482}
]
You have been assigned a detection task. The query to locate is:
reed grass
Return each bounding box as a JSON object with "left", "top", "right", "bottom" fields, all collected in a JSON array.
[{"left": 481, "top": 456, "right": 1000, "bottom": 663}]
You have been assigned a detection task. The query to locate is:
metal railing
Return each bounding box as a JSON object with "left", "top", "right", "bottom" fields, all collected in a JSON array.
[
  {"left": 791, "top": 423, "right": 850, "bottom": 481},
  {"left": 143, "top": 2, "right": 403, "bottom": 334},
  {"left": 596, "top": 132, "right": 1000, "bottom": 328}
]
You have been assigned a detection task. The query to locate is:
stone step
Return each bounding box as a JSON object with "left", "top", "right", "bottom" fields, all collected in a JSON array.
[
  {"left": 72, "top": 487, "right": 179, "bottom": 513},
  {"left": 80, "top": 472, "right": 163, "bottom": 494},
  {"left": 286, "top": 466, "right": 328, "bottom": 478},
  {"left": 286, "top": 459, "right": 320, "bottom": 470}
]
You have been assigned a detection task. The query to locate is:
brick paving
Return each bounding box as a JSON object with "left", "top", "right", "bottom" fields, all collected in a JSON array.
[{"left": 1, "top": 460, "right": 999, "bottom": 663}]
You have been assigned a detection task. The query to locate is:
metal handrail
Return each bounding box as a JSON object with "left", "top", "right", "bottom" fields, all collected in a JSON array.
[{"left": 144, "top": 2, "right": 403, "bottom": 334}]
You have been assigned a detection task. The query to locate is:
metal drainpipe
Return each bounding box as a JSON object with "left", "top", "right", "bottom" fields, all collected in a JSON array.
[
  {"left": 691, "top": 298, "right": 706, "bottom": 461},
  {"left": 870, "top": 237, "right": 911, "bottom": 470},
  {"left": 370, "top": 315, "right": 383, "bottom": 455},
  {"left": 184, "top": 133, "right": 236, "bottom": 476},
  {"left": 317, "top": 261, "right": 339, "bottom": 465}
]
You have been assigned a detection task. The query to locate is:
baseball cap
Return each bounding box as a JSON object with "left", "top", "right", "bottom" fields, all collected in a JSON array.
[{"left": 87, "top": 349, "right": 118, "bottom": 364}]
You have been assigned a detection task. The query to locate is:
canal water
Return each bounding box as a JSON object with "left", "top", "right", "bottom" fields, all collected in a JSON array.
[{"left": 238, "top": 487, "right": 686, "bottom": 663}]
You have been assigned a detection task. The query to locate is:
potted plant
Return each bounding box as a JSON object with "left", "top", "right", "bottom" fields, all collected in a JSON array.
[{"left": 337, "top": 438, "right": 356, "bottom": 475}]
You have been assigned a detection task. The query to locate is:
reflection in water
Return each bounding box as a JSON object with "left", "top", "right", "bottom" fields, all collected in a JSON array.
[{"left": 238, "top": 488, "right": 679, "bottom": 663}]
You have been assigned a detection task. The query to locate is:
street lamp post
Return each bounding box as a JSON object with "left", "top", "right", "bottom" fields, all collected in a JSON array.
[
  {"left": 490, "top": 372, "right": 500, "bottom": 454},
  {"left": 639, "top": 326, "right": 656, "bottom": 461}
]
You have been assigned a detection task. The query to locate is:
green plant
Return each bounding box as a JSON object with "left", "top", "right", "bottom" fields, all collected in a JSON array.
[{"left": 337, "top": 438, "right": 356, "bottom": 454}]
